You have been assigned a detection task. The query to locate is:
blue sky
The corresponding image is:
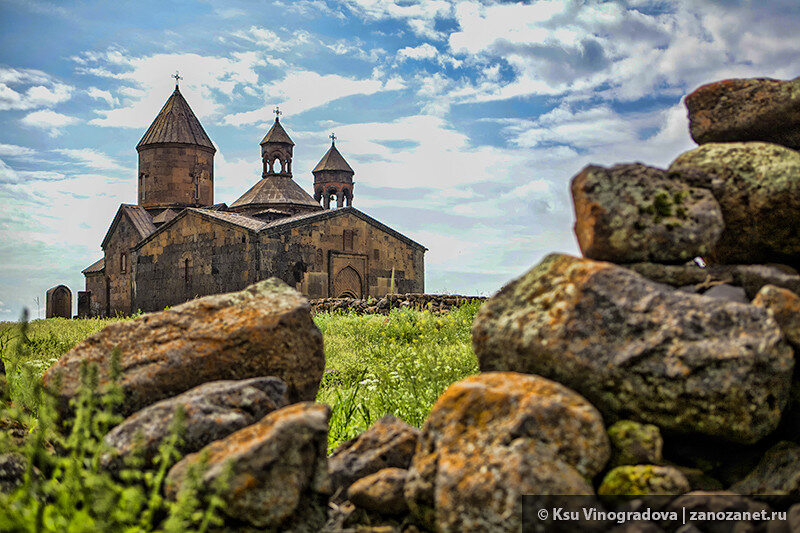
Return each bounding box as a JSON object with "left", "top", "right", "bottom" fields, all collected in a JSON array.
[{"left": 1, "top": 0, "right": 799, "bottom": 320}]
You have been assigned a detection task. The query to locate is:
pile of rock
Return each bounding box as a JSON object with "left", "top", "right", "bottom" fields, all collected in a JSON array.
[
  {"left": 309, "top": 294, "right": 485, "bottom": 315},
  {"left": 27, "top": 76, "right": 800, "bottom": 532}
]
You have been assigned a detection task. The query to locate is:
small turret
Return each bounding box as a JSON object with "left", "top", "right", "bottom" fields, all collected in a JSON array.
[
  {"left": 260, "top": 108, "right": 294, "bottom": 178},
  {"left": 313, "top": 133, "right": 354, "bottom": 209}
]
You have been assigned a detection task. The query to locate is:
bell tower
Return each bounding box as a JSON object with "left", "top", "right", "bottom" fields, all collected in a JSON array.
[
  {"left": 260, "top": 107, "right": 293, "bottom": 178},
  {"left": 313, "top": 133, "right": 355, "bottom": 209},
  {"left": 136, "top": 73, "right": 215, "bottom": 209}
]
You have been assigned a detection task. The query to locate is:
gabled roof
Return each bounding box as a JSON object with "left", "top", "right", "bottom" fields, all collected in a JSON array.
[
  {"left": 260, "top": 118, "right": 294, "bottom": 146},
  {"left": 101, "top": 204, "right": 157, "bottom": 249},
  {"left": 263, "top": 206, "right": 426, "bottom": 250},
  {"left": 82, "top": 257, "right": 105, "bottom": 275},
  {"left": 137, "top": 87, "right": 215, "bottom": 151},
  {"left": 230, "top": 175, "right": 322, "bottom": 209},
  {"left": 133, "top": 207, "right": 267, "bottom": 251},
  {"left": 312, "top": 143, "right": 354, "bottom": 173},
  {"left": 152, "top": 208, "right": 178, "bottom": 225}
]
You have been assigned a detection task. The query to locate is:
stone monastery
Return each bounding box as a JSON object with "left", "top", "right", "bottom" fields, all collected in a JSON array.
[{"left": 78, "top": 82, "right": 426, "bottom": 317}]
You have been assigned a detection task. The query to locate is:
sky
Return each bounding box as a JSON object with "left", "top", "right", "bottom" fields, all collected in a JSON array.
[{"left": 1, "top": 0, "right": 799, "bottom": 320}]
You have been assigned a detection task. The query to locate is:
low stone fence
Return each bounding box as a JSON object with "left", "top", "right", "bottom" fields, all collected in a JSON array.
[{"left": 309, "top": 293, "right": 486, "bottom": 315}]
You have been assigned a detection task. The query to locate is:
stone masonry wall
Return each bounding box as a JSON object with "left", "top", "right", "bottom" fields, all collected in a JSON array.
[
  {"left": 310, "top": 293, "right": 485, "bottom": 315},
  {"left": 138, "top": 144, "right": 214, "bottom": 208},
  {"left": 260, "top": 212, "right": 424, "bottom": 299},
  {"left": 133, "top": 213, "right": 257, "bottom": 312},
  {"left": 104, "top": 215, "right": 142, "bottom": 316}
]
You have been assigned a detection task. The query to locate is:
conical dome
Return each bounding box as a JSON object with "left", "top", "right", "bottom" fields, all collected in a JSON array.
[
  {"left": 137, "top": 87, "right": 215, "bottom": 152},
  {"left": 261, "top": 118, "right": 294, "bottom": 146},
  {"left": 312, "top": 143, "right": 354, "bottom": 174}
]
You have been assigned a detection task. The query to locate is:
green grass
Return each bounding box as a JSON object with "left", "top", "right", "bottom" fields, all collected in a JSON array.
[{"left": 0, "top": 302, "right": 481, "bottom": 451}]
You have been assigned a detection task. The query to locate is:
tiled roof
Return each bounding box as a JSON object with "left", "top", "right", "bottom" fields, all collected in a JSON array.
[
  {"left": 189, "top": 208, "right": 268, "bottom": 231},
  {"left": 230, "top": 175, "right": 322, "bottom": 209},
  {"left": 101, "top": 204, "right": 157, "bottom": 249},
  {"left": 82, "top": 257, "right": 104, "bottom": 274},
  {"left": 263, "top": 206, "right": 426, "bottom": 250},
  {"left": 136, "top": 87, "right": 215, "bottom": 151},
  {"left": 312, "top": 143, "right": 354, "bottom": 173},
  {"left": 260, "top": 118, "right": 294, "bottom": 146}
]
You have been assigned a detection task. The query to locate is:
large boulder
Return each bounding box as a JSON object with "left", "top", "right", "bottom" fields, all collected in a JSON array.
[
  {"left": 473, "top": 254, "right": 794, "bottom": 444},
  {"left": 404, "top": 372, "right": 607, "bottom": 531},
  {"left": 347, "top": 468, "right": 409, "bottom": 515},
  {"left": 102, "top": 377, "right": 288, "bottom": 469},
  {"left": 165, "top": 402, "right": 331, "bottom": 531},
  {"left": 753, "top": 284, "right": 800, "bottom": 348},
  {"left": 685, "top": 77, "right": 800, "bottom": 149},
  {"left": 668, "top": 142, "right": 800, "bottom": 264},
  {"left": 328, "top": 415, "right": 419, "bottom": 499},
  {"left": 43, "top": 279, "right": 324, "bottom": 415},
  {"left": 571, "top": 163, "right": 723, "bottom": 263}
]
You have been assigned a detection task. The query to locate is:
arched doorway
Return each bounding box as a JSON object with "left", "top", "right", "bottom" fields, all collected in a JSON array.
[{"left": 333, "top": 266, "right": 362, "bottom": 298}]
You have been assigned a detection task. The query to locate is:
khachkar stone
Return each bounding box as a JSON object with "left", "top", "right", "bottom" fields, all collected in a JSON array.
[
  {"left": 686, "top": 77, "right": 800, "bottom": 150},
  {"left": 570, "top": 163, "right": 723, "bottom": 263},
  {"left": 472, "top": 254, "right": 794, "bottom": 444}
]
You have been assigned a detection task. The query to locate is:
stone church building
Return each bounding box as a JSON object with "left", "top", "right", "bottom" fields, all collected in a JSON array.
[{"left": 79, "top": 84, "right": 426, "bottom": 316}]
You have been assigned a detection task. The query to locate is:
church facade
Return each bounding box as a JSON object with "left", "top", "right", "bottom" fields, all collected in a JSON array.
[{"left": 79, "top": 84, "right": 426, "bottom": 317}]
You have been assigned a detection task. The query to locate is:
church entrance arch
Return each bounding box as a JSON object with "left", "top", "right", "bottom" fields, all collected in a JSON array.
[
  {"left": 328, "top": 251, "right": 367, "bottom": 299},
  {"left": 334, "top": 266, "right": 362, "bottom": 298}
]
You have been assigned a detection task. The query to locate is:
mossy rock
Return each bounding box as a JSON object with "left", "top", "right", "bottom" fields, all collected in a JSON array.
[
  {"left": 598, "top": 465, "right": 690, "bottom": 502},
  {"left": 607, "top": 420, "right": 663, "bottom": 468}
]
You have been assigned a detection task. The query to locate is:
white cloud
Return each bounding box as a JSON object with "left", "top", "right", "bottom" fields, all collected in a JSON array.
[
  {"left": 86, "top": 86, "right": 115, "bottom": 106},
  {"left": 0, "top": 67, "right": 73, "bottom": 111},
  {"left": 0, "top": 144, "right": 35, "bottom": 157},
  {"left": 54, "top": 148, "right": 127, "bottom": 172},
  {"left": 20, "top": 110, "right": 79, "bottom": 136},
  {"left": 397, "top": 43, "right": 438, "bottom": 62},
  {"left": 223, "top": 70, "right": 402, "bottom": 126},
  {"left": 341, "top": 0, "right": 453, "bottom": 39}
]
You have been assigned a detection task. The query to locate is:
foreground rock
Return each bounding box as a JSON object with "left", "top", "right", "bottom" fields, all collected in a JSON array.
[
  {"left": 404, "top": 372, "right": 606, "bottom": 532},
  {"left": 598, "top": 465, "right": 690, "bottom": 500},
  {"left": 43, "top": 279, "right": 324, "bottom": 415},
  {"left": 607, "top": 421, "right": 663, "bottom": 468},
  {"left": 730, "top": 441, "right": 800, "bottom": 501},
  {"left": 753, "top": 285, "right": 800, "bottom": 348},
  {"left": 571, "top": 163, "right": 722, "bottom": 263},
  {"left": 626, "top": 262, "right": 800, "bottom": 299},
  {"left": 686, "top": 77, "right": 800, "bottom": 149},
  {"left": 347, "top": 468, "right": 409, "bottom": 515},
  {"left": 669, "top": 142, "right": 800, "bottom": 264},
  {"left": 664, "top": 491, "right": 772, "bottom": 531},
  {"left": 166, "top": 402, "right": 330, "bottom": 531},
  {"left": 328, "top": 415, "right": 419, "bottom": 500},
  {"left": 102, "top": 377, "right": 288, "bottom": 469},
  {"left": 473, "top": 254, "right": 794, "bottom": 444}
]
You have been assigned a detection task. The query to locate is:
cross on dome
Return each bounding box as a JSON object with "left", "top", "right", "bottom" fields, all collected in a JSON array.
[
  {"left": 172, "top": 71, "right": 183, "bottom": 88},
  {"left": 274, "top": 106, "right": 282, "bottom": 119},
  {"left": 329, "top": 132, "right": 336, "bottom": 144}
]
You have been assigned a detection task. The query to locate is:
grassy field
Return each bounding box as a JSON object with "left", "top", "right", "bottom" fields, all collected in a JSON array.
[{"left": 0, "top": 303, "right": 481, "bottom": 450}]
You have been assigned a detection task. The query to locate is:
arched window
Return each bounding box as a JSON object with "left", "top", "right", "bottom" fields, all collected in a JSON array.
[
  {"left": 184, "top": 258, "right": 190, "bottom": 288},
  {"left": 120, "top": 253, "right": 127, "bottom": 273}
]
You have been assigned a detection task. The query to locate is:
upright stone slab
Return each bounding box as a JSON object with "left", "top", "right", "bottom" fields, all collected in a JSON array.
[
  {"left": 686, "top": 77, "right": 800, "bottom": 150},
  {"left": 43, "top": 278, "right": 324, "bottom": 415},
  {"left": 472, "top": 254, "right": 794, "bottom": 444}
]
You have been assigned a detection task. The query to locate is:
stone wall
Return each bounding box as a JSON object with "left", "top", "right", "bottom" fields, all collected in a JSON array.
[
  {"left": 133, "top": 212, "right": 258, "bottom": 312},
  {"left": 261, "top": 211, "right": 424, "bottom": 299},
  {"left": 309, "top": 293, "right": 485, "bottom": 315},
  {"left": 84, "top": 272, "right": 105, "bottom": 317},
  {"left": 105, "top": 215, "right": 142, "bottom": 316},
  {"left": 138, "top": 144, "right": 214, "bottom": 208}
]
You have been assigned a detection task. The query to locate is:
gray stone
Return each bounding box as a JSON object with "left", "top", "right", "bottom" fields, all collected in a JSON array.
[
  {"left": 668, "top": 142, "right": 800, "bottom": 264},
  {"left": 730, "top": 441, "right": 800, "bottom": 501},
  {"left": 473, "top": 254, "right": 794, "bottom": 444},
  {"left": 102, "top": 377, "right": 288, "bottom": 469},
  {"left": 571, "top": 163, "right": 723, "bottom": 263},
  {"left": 346, "top": 468, "right": 408, "bottom": 515},
  {"left": 702, "top": 284, "right": 747, "bottom": 303}
]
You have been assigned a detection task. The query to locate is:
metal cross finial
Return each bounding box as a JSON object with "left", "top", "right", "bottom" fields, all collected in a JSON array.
[
  {"left": 329, "top": 132, "right": 336, "bottom": 144},
  {"left": 172, "top": 71, "right": 183, "bottom": 88},
  {"left": 273, "top": 106, "right": 282, "bottom": 119}
]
